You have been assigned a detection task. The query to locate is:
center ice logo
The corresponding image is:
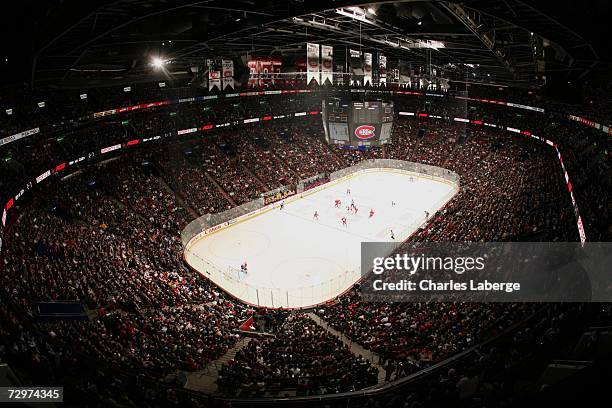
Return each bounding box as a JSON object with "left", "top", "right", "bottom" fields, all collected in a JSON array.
[{"left": 355, "top": 125, "right": 376, "bottom": 140}]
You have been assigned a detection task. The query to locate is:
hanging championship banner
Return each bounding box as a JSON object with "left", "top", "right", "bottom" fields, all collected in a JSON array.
[
  {"left": 321, "top": 45, "right": 333, "bottom": 85},
  {"left": 247, "top": 59, "right": 259, "bottom": 88},
  {"left": 208, "top": 70, "right": 221, "bottom": 91},
  {"left": 349, "top": 49, "right": 362, "bottom": 86},
  {"left": 222, "top": 59, "right": 234, "bottom": 90},
  {"left": 399, "top": 61, "right": 410, "bottom": 87},
  {"left": 207, "top": 59, "right": 221, "bottom": 91},
  {"left": 307, "top": 43, "right": 320, "bottom": 85},
  {"left": 379, "top": 54, "right": 387, "bottom": 86},
  {"left": 363, "top": 52, "right": 373, "bottom": 86}
]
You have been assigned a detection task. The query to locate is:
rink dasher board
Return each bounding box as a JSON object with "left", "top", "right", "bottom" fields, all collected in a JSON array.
[{"left": 184, "top": 167, "right": 460, "bottom": 251}]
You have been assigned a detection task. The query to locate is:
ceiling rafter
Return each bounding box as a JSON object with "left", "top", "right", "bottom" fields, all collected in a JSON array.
[{"left": 21, "top": 0, "right": 599, "bottom": 88}]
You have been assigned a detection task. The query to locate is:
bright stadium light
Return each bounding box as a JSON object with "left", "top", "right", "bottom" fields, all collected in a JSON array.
[{"left": 151, "top": 57, "right": 165, "bottom": 69}]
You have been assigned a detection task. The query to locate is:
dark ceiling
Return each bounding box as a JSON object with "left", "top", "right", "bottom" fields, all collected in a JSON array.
[{"left": 0, "top": 0, "right": 609, "bottom": 89}]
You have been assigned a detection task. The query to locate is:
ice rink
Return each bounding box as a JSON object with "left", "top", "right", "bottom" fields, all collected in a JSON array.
[{"left": 185, "top": 170, "right": 457, "bottom": 308}]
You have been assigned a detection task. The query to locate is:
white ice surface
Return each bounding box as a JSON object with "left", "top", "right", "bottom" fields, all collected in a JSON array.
[{"left": 185, "top": 170, "right": 457, "bottom": 308}]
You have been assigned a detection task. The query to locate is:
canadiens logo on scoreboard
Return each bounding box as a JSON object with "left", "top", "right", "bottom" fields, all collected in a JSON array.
[{"left": 355, "top": 125, "right": 376, "bottom": 139}]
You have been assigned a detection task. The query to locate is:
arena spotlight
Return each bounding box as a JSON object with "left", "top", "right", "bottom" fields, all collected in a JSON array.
[{"left": 151, "top": 57, "right": 165, "bottom": 69}]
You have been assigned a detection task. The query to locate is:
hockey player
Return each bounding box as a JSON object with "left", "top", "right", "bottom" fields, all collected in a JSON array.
[
  {"left": 369, "top": 209, "right": 375, "bottom": 218},
  {"left": 390, "top": 230, "right": 395, "bottom": 240},
  {"left": 313, "top": 211, "right": 319, "bottom": 220},
  {"left": 334, "top": 199, "right": 341, "bottom": 208},
  {"left": 341, "top": 217, "right": 347, "bottom": 227}
]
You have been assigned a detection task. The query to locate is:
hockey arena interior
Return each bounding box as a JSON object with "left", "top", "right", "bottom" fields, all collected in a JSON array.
[{"left": 1, "top": 1, "right": 611, "bottom": 407}]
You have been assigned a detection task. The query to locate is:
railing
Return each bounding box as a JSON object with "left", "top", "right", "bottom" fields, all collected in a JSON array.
[
  {"left": 330, "top": 159, "right": 460, "bottom": 185},
  {"left": 184, "top": 252, "right": 359, "bottom": 308},
  {"left": 182, "top": 160, "right": 460, "bottom": 309},
  {"left": 181, "top": 198, "right": 264, "bottom": 248}
]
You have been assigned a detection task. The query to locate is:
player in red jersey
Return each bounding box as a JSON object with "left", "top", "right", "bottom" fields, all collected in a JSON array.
[
  {"left": 341, "top": 217, "right": 347, "bottom": 227},
  {"left": 369, "top": 209, "right": 375, "bottom": 218},
  {"left": 334, "top": 199, "right": 341, "bottom": 208}
]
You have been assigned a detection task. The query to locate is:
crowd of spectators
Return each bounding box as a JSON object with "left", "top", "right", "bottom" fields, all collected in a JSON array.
[
  {"left": 414, "top": 131, "right": 576, "bottom": 242},
  {"left": 152, "top": 145, "right": 232, "bottom": 215},
  {"left": 195, "top": 138, "right": 266, "bottom": 205},
  {"left": 218, "top": 314, "right": 378, "bottom": 396},
  {"left": 1, "top": 160, "right": 249, "bottom": 379},
  {"left": 317, "top": 296, "right": 537, "bottom": 375},
  {"left": 0, "top": 92, "right": 320, "bottom": 203},
  {"left": 1, "top": 113, "right": 580, "bottom": 383},
  {"left": 544, "top": 120, "right": 611, "bottom": 240},
  {"left": 234, "top": 129, "right": 297, "bottom": 189},
  {"left": 0, "top": 84, "right": 609, "bottom": 406}
]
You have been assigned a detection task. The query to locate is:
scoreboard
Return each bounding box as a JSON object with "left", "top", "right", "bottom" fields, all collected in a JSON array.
[{"left": 322, "top": 99, "right": 394, "bottom": 147}]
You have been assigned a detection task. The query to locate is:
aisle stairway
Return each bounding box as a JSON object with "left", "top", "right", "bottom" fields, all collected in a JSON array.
[
  {"left": 203, "top": 171, "right": 237, "bottom": 207},
  {"left": 307, "top": 312, "right": 386, "bottom": 385},
  {"left": 183, "top": 336, "right": 251, "bottom": 394},
  {"left": 154, "top": 172, "right": 200, "bottom": 219},
  {"left": 240, "top": 162, "right": 270, "bottom": 191}
]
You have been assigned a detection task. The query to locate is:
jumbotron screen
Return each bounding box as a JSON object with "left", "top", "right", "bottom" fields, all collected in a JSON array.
[{"left": 322, "top": 99, "right": 394, "bottom": 147}]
